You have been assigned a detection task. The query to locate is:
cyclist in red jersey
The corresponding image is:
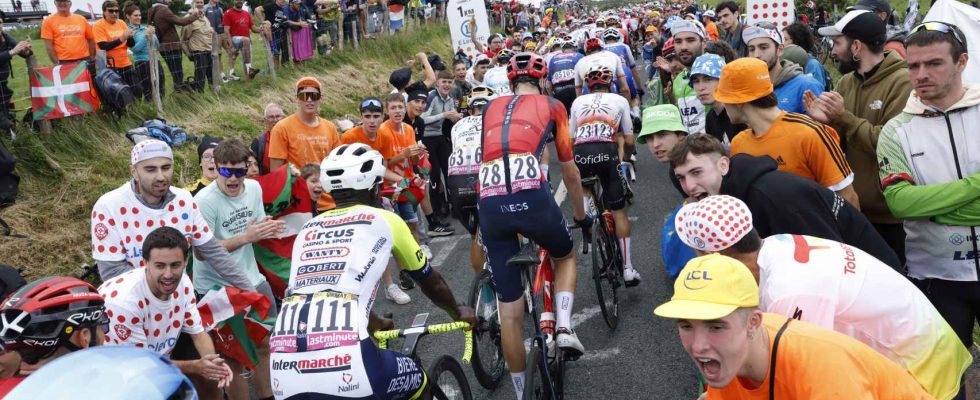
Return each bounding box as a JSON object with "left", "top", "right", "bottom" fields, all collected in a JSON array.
[{"left": 479, "top": 51, "right": 592, "bottom": 400}]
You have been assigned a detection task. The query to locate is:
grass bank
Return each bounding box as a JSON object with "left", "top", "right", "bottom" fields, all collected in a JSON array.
[{"left": 1, "top": 24, "right": 452, "bottom": 278}]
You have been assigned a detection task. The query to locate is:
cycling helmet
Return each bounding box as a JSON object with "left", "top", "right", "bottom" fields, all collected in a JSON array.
[
  {"left": 585, "top": 64, "right": 614, "bottom": 88},
  {"left": 6, "top": 346, "right": 197, "bottom": 400},
  {"left": 602, "top": 28, "right": 623, "bottom": 43},
  {"left": 585, "top": 37, "right": 604, "bottom": 53},
  {"left": 506, "top": 52, "right": 548, "bottom": 81},
  {"left": 468, "top": 86, "right": 496, "bottom": 108},
  {"left": 561, "top": 38, "right": 577, "bottom": 49},
  {"left": 663, "top": 37, "right": 676, "bottom": 58},
  {"left": 495, "top": 48, "right": 515, "bottom": 64},
  {"left": 0, "top": 277, "right": 105, "bottom": 364},
  {"left": 320, "top": 143, "right": 386, "bottom": 193}
]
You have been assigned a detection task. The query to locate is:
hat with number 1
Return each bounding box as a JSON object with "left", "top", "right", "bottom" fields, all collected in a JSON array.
[
  {"left": 712, "top": 57, "right": 773, "bottom": 104},
  {"left": 653, "top": 254, "right": 759, "bottom": 320}
]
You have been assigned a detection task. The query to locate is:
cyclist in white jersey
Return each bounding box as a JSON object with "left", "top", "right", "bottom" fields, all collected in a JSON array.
[
  {"left": 483, "top": 49, "right": 514, "bottom": 96},
  {"left": 574, "top": 37, "right": 631, "bottom": 101},
  {"left": 271, "top": 143, "right": 475, "bottom": 400}
]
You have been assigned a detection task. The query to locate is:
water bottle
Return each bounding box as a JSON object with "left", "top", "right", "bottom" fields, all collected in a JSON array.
[{"left": 539, "top": 311, "right": 556, "bottom": 336}]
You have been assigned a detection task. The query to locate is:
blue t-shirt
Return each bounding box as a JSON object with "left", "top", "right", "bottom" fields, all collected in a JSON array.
[
  {"left": 806, "top": 57, "right": 829, "bottom": 91},
  {"left": 548, "top": 52, "right": 582, "bottom": 90},
  {"left": 774, "top": 73, "right": 824, "bottom": 114}
]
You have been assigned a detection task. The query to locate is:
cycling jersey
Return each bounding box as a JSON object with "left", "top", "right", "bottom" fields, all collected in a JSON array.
[
  {"left": 574, "top": 51, "right": 626, "bottom": 95},
  {"left": 548, "top": 52, "right": 582, "bottom": 90},
  {"left": 568, "top": 92, "right": 633, "bottom": 145},
  {"left": 448, "top": 115, "right": 483, "bottom": 235},
  {"left": 602, "top": 42, "right": 638, "bottom": 98},
  {"left": 100, "top": 268, "right": 204, "bottom": 355},
  {"left": 483, "top": 66, "right": 512, "bottom": 96},
  {"left": 272, "top": 205, "right": 431, "bottom": 399}
]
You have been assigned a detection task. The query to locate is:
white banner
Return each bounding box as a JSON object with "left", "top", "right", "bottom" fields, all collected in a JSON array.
[
  {"left": 746, "top": 0, "right": 795, "bottom": 28},
  {"left": 448, "top": 0, "right": 491, "bottom": 59},
  {"left": 924, "top": 0, "right": 980, "bottom": 83}
]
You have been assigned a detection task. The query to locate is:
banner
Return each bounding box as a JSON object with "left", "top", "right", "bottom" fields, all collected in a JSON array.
[
  {"left": 746, "top": 0, "right": 795, "bottom": 28},
  {"left": 924, "top": 0, "right": 980, "bottom": 83},
  {"left": 30, "top": 61, "right": 99, "bottom": 121},
  {"left": 448, "top": 0, "right": 491, "bottom": 59}
]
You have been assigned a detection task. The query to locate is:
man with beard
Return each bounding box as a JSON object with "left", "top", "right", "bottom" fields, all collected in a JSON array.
[
  {"left": 808, "top": 9, "right": 911, "bottom": 266},
  {"left": 743, "top": 22, "right": 824, "bottom": 114},
  {"left": 847, "top": 0, "right": 907, "bottom": 58},
  {"left": 714, "top": 1, "right": 746, "bottom": 57},
  {"left": 669, "top": 20, "right": 708, "bottom": 134}
]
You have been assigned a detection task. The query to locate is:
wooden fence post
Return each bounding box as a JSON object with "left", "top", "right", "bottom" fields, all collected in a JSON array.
[
  {"left": 263, "top": 33, "right": 277, "bottom": 80},
  {"left": 352, "top": 13, "right": 360, "bottom": 49},
  {"left": 147, "top": 36, "right": 164, "bottom": 115},
  {"left": 210, "top": 33, "right": 221, "bottom": 94},
  {"left": 25, "top": 54, "right": 51, "bottom": 135},
  {"left": 337, "top": 10, "right": 344, "bottom": 50}
]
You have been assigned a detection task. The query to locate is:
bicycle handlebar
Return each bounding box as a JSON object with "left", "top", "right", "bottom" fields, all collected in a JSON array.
[{"left": 373, "top": 321, "right": 473, "bottom": 364}]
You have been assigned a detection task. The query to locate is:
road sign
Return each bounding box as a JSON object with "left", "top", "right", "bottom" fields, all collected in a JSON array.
[{"left": 448, "top": 0, "right": 491, "bottom": 59}]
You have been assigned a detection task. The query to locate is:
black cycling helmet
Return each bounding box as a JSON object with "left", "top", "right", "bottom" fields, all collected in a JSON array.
[{"left": 496, "top": 48, "right": 515, "bottom": 64}]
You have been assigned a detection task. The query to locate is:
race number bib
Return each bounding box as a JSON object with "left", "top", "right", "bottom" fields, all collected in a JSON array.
[
  {"left": 479, "top": 152, "right": 541, "bottom": 198},
  {"left": 574, "top": 122, "right": 614, "bottom": 144},
  {"left": 551, "top": 69, "right": 574, "bottom": 85},
  {"left": 270, "top": 292, "right": 360, "bottom": 353},
  {"left": 448, "top": 144, "right": 482, "bottom": 176}
]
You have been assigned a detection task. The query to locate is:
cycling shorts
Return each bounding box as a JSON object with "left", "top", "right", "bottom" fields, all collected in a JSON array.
[
  {"left": 447, "top": 174, "right": 479, "bottom": 235},
  {"left": 478, "top": 186, "right": 572, "bottom": 302},
  {"left": 552, "top": 86, "right": 576, "bottom": 114},
  {"left": 573, "top": 142, "right": 626, "bottom": 211}
]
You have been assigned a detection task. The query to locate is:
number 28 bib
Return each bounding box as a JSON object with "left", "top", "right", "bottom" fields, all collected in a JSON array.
[{"left": 479, "top": 152, "right": 541, "bottom": 199}]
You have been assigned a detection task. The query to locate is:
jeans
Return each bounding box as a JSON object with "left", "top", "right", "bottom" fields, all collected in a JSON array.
[
  {"left": 190, "top": 51, "right": 213, "bottom": 91},
  {"left": 318, "top": 21, "right": 338, "bottom": 54},
  {"left": 343, "top": 13, "right": 360, "bottom": 43},
  {"left": 133, "top": 60, "right": 165, "bottom": 100},
  {"left": 159, "top": 49, "right": 185, "bottom": 92},
  {"left": 271, "top": 29, "right": 290, "bottom": 65}
]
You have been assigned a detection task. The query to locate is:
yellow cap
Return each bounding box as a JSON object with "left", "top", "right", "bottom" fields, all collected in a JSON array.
[
  {"left": 653, "top": 254, "right": 759, "bottom": 320},
  {"left": 712, "top": 57, "right": 773, "bottom": 104}
]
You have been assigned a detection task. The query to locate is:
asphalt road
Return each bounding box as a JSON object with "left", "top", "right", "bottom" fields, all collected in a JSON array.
[{"left": 373, "top": 143, "right": 699, "bottom": 400}]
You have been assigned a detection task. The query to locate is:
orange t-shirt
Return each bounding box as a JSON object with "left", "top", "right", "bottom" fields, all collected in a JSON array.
[
  {"left": 341, "top": 125, "right": 397, "bottom": 159},
  {"left": 705, "top": 21, "right": 720, "bottom": 41},
  {"left": 730, "top": 112, "right": 853, "bottom": 190},
  {"left": 268, "top": 114, "right": 340, "bottom": 210},
  {"left": 707, "top": 313, "right": 931, "bottom": 399},
  {"left": 93, "top": 18, "right": 132, "bottom": 68},
  {"left": 379, "top": 120, "right": 417, "bottom": 179},
  {"left": 41, "top": 14, "right": 94, "bottom": 62}
]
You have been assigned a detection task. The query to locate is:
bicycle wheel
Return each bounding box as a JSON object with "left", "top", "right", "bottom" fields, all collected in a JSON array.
[
  {"left": 523, "top": 344, "right": 553, "bottom": 400},
  {"left": 467, "top": 269, "right": 505, "bottom": 389},
  {"left": 591, "top": 218, "right": 619, "bottom": 330},
  {"left": 428, "top": 354, "right": 473, "bottom": 400}
]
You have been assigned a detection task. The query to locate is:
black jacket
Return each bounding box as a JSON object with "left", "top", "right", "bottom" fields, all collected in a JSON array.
[{"left": 721, "top": 154, "right": 902, "bottom": 270}]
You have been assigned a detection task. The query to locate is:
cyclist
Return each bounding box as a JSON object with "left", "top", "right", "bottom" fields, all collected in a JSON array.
[
  {"left": 574, "top": 37, "right": 631, "bottom": 101},
  {"left": 0, "top": 277, "right": 106, "bottom": 396},
  {"left": 484, "top": 48, "right": 515, "bottom": 96},
  {"left": 545, "top": 38, "right": 582, "bottom": 113},
  {"left": 448, "top": 86, "right": 494, "bottom": 274},
  {"left": 479, "top": 52, "right": 591, "bottom": 399},
  {"left": 674, "top": 195, "right": 971, "bottom": 399},
  {"left": 5, "top": 346, "right": 197, "bottom": 399},
  {"left": 272, "top": 143, "right": 475, "bottom": 400},
  {"left": 568, "top": 64, "right": 640, "bottom": 285},
  {"left": 600, "top": 28, "right": 641, "bottom": 112}
]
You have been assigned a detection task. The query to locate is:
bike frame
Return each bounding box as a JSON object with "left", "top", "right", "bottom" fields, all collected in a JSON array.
[{"left": 519, "top": 245, "right": 560, "bottom": 400}]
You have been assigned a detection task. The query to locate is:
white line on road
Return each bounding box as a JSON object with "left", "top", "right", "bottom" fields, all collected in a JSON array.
[
  {"left": 628, "top": 216, "right": 639, "bottom": 222},
  {"left": 580, "top": 347, "right": 622, "bottom": 362},
  {"left": 554, "top": 180, "right": 568, "bottom": 206},
  {"left": 432, "top": 236, "right": 464, "bottom": 266},
  {"left": 571, "top": 305, "right": 602, "bottom": 329},
  {"left": 429, "top": 236, "right": 456, "bottom": 244}
]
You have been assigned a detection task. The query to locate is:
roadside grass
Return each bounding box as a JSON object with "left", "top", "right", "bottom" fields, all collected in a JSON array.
[{"left": 0, "top": 23, "right": 452, "bottom": 278}]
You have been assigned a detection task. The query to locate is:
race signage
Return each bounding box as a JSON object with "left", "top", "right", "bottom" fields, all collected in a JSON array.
[{"left": 448, "top": 0, "right": 491, "bottom": 59}]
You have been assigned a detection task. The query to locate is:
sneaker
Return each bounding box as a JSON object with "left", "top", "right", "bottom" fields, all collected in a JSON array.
[
  {"left": 427, "top": 222, "right": 454, "bottom": 237},
  {"left": 247, "top": 68, "right": 260, "bottom": 80},
  {"left": 420, "top": 244, "right": 433, "bottom": 259},
  {"left": 556, "top": 328, "right": 584, "bottom": 360},
  {"left": 220, "top": 73, "right": 229, "bottom": 84},
  {"left": 624, "top": 267, "right": 641, "bottom": 287},
  {"left": 399, "top": 270, "right": 416, "bottom": 290},
  {"left": 385, "top": 284, "right": 411, "bottom": 304},
  {"left": 229, "top": 72, "right": 242, "bottom": 81}
]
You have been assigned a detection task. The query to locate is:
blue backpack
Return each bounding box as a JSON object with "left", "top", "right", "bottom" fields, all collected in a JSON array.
[{"left": 661, "top": 204, "right": 696, "bottom": 281}]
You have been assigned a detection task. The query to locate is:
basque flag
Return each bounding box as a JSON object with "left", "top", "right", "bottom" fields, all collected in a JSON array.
[
  {"left": 30, "top": 61, "right": 99, "bottom": 120},
  {"left": 252, "top": 165, "right": 314, "bottom": 298}
]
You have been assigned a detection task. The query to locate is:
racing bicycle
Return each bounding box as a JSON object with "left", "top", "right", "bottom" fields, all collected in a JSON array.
[
  {"left": 582, "top": 175, "right": 626, "bottom": 330},
  {"left": 374, "top": 313, "right": 474, "bottom": 400}
]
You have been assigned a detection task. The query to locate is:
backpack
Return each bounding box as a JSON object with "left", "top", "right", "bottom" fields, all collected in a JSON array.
[
  {"left": 0, "top": 135, "right": 19, "bottom": 208},
  {"left": 126, "top": 119, "right": 189, "bottom": 147},
  {"left": 94, "top": 68, "right": 135, "bottom": 113}
]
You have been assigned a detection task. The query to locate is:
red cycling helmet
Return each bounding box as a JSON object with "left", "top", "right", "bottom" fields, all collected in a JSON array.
[
  {"left": 507, "top": 52, "right": 548, "bottom": 81},
  {"left": 663, "top": 37, "right": 676, "bottom": 57},
  {"left": 585, "top": 65, "right": 614, "bottom": 88},
  {"left": 0, "top": 276, "right": 105, "bottom": 364},
  {"left": 585, "top": 37, "right": 604, "bottom": 53}
]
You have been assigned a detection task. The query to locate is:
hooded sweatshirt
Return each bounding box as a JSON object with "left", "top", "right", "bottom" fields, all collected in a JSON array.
[
  {"left": 721, "top": 153, "right": 902, "bottom": 270},
  {"left": 831, "top": 50, "right": 911, "bottom": 224},
  {"left": 772, "top": 59, "right": 824, "bottom": 114}
]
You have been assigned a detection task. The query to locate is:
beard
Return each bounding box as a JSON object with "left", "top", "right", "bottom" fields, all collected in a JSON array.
[{"left": 835, "top": 48, "right": 856, "bottom": 75}]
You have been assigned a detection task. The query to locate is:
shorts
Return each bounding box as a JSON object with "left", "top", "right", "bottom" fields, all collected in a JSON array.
[
  {"left": 447, "top": 174, "right": 479, "bottom": 235},
  {"left": 394, "top": 200, "right": 419, "bottom": 224},
  {"left": 231, "top": 36, "right": 250, "bottom": 52},
  {"left": 574, "top": 142, "right": 626, "bottom": 211},
  {"left": 553, "top": 86, "right": 576, "bottom": 114},
  {"left": 478, "top": 186, "right": 572, "bottom": 302}
]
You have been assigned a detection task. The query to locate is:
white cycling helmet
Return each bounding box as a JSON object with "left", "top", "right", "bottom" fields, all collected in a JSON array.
[
  {"left": 469, "top": 85, "right": 497, "bottom": 108},
  {"left": 320, "top": 143, "right": 386, "bottom": 193}
]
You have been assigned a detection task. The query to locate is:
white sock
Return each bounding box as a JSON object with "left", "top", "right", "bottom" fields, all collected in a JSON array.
[
  {"left": 583, "top": 198, "right": 590, "bottom": 215},
  {"left": 556, "top": 291, "right": 573, "bottom": 330},
  {"left": 245, "top": 63, "right": 252, "bottom": 70},
  {"left": 511, "top": 372, "right": 525, "bottom": 400},
  {"left": 229, "top": 68, "right": 235, "bottom": 75},
  {"left": 621, "top": 236, "right": 633, "bottom": 270}
]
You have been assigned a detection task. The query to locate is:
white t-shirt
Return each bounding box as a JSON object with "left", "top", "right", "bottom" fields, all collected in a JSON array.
[
  {"left": 568, "top": 92, "right": 633, "bottom": 146},
  {"left": 574, "top": 51, "right": 625, "bottom": 90},
  {"left": 91, "top": 182, "right": 214, "bottom": 269},
  {"left": 193, "top": 179, "right": 267, "bottom": 293},
  {"left": 483, "top": 65, "right": 512, "bottom": 96},
  {"left": 100, "top": 268, "right": 204, "bottom": 355},
  {"left": 448, "top": 115, "right": 482, "bottom": 176}
]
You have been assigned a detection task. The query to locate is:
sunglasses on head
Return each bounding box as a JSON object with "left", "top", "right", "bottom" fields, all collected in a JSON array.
[
  {"left": 297, "top": 91, "right": 321, "bottom": 101},
  {"left": 218, "top": 167, "right": 249, "bottom": 178},
  {"left": 909, "top": 21, "right": 965, "bottom": 47},
  {"left": 360, "top": 98, "right": 382, "bottom": 109}
]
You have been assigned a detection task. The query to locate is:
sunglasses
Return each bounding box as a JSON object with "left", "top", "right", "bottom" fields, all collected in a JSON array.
[
  {"left": 217, "top": 167, "right": 249, "bottom": 178},
  {"left": 105, "top": 8, "right": 119, "bottom": 12},
  {"left": 909, "top": 21, "right": 965, "bottom": 47},
  {"left": 297, "top": 91, "right": 321, "bottom": 101},
  {"left": 360, "top": 98, "right": 382, "bottom": 109}
]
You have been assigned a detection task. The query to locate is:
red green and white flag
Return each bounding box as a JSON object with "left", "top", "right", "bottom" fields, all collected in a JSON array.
[
  {"left": 30, "top": 61, "right": 99, "bottom": 121},
  {"left": 252, "top": 165, "right": 314, "bottom": 298},
  {"left": 212, "top": 310, "right": 276, "bottom": 369},
  {"left": 197, "top": 286, "right": 271, "bottom": 331}
]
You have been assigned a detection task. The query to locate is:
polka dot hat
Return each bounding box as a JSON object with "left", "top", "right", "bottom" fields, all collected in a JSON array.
[{"left": 674, "top": 195, "right": 754, "bottom": 252}]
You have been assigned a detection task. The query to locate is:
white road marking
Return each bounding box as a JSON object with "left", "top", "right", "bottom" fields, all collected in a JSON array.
[
  {"left": 580, "top": 347, "right": 622, "bottom": 362},
  {"left": 429, "top": 236, "right": 456, "bottom": 244},
  {"left": 628, "top": 216, "right": 639, "bottom": 222},
  {"left": 570, "top": 305, "right": 602, "bottom": 329},
  {"left": 554, "top": 180, "right": 568, "bottom": 206},
  {"left": 432, "top": 236, "right": 463, "bottom": 266}
]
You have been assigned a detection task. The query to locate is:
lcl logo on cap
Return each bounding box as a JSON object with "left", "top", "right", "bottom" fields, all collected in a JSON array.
[{"left": 683, "top": 267, "right": 713, "bottom": 290}]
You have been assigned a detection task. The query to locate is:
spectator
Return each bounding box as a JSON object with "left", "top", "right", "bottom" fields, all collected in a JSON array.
[
  {"left": 809, "top": 9, "right": 912, "bottom": 265},
  {"left": 420, "top": 70, "right": 462, "bottom": 235},
  {"left": 703, "top": 39, "right": 737, "bottom": 64},
  {"left": 181, "top": 0, "right": 216, "bottom": 92},
  {"left": 714, "top": 0, "right": 746, "bottom": 57},
  {"left": 635, "top": 104, "right": 687, "bottom": 197},
  {"left": 742, "top": 22, "right": 824, "bottom": 114},
  {"left": 701, "top": 10, "right": 718, "bottom": 41},
  {"left": 246, "top": 150, "right": 260, "bottom": 178},
  {"left": 465, "top": 54, "right": 490, "bottom": 87},
  {"left": 94, "top": 0, "right": 136, "bottom": 90},
  {"left": 298, "top": 164, "right": 322, "bottom": 216},
  {"left": 223, "top": 0, "right": 262, "bottom": 80},
  {"left": 148, "top": 0, "right": 201, "bottom": 92},
  {"left": 669, "top": 20, "right": 708, "bottom": 134},
  {"left": 124, "top": 3, "right": 162, "bottom": 100},
  {"left": 0, "top": 20, "right": 31, "bottom": 125},
  {"left": 877, "top": 21, "right": 980, "bottom": 351},
  {"left": 268, "top": 77, "right": 340, "bottom": 212},
  {"left": 40, "top": 0, "right": 96, "bottom": 68},
  {"left": 379, "top": 93, "right": 424, "bottom": 247},
  {"left": 450, "top": 59, "right": 471, "bottom": 114},
  {"left": 192, "top": 139, "right": 280, "bottom": 400},
  {"left": 669, "top": 134, "right": 901, "bottom": 269},
  {"left": 313, "top": 0, "right": 340, "bottom": 54},
  {"left": 184, "top": 136, "right": 222, "bottom": 196},
  {"left": 782, "top": 22, "right": 830, "bottom": 89},
  {"left": 284, "top": 0, "right": 314, "bottom": 62},
  {"left": 250, "top": 102, "right": 286, "bottom": 175},
  {"left": 203, "top": 0, "right": 231, "bottom": 83},
  {"left": 847, "top": 0, "right": 907, "bottom": 58},
  {"left": 780, "top": 44, "right": 830, "bottom": 91},
  {"left": 689, "top": 53, "right": 744, "bottom": 145},
  {"left": 470, "top": 16, "right": 504, "bottom": 59},
  {"left": 254, "top": 0, "right": 288, "bottom": 69},
  {"left": 341, "top": 0, "right": 363, "bottom": 44}
]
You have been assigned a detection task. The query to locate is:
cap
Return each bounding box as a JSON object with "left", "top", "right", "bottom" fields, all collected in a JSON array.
[
  {"left": 407, "top": 89, "right": 428, "bottom": 103},
  {"left": 648, "top": 10, "right": 660, "bottom": 17},
  {"left": 703, "top": 10, "right": 715, "bottom": 18},
  {"left": 713, "top": 58, "right": 773, "bottom": 104},
  {"left": 781, "top": 44, "right": 809, "bottom": 71},
  {"left": 684, "top": 12, "right": 696, "bottom": 20},
  {"left": 653, "top": 254, "right": 760, "bottom": 320},
  {"left": 847, "top": 0, "right": 892, "bottom": 14},
  {"left": 130, "top": 139, "right": 173, "bottom": 166},
  {"left": 674, "top": 195, "right": 753, "bottom": 252},
  {"left": 742, "top": 23, "right": 783, "bottom": 45},
  {"left": 671, "top": 20, "right": 706, "bottom": 39},
  {"left": 197, "top": 136, "right": 223, "bottom": 163},
  {"left": 645, "top": 25, "right": 658, "bottom": 33},
  {"left": 817, "top": 9, "right": 886, "bottom": 47},
  {"left": 296, "top": 76, "right": 322, "bottom": 92},
  {"left": 663, "top": 37, "right": 676, "bottom": 57},
  {"left": 688, "top": 53, "right": 725, "bottom": 88},
  {"left": 522, "top": 32, "right": 533, "bottom": 40},
  {"left": 637, "top": 104, "right": 687, "bottom": 143}
]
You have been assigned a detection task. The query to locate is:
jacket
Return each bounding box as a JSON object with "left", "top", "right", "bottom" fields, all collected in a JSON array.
[
  {"left": 0, "top": 32, "right": 21, "bottom": 97},
  {"left": 831, "top": 50, "right": 910, "bottom": 224},
  {"left": 772, "top": 60, "right": 824, "bottom": 114},
  {"left": 722, "top": 21, "right": 746, "bottom": 58},
  {"left": 721, "top": 154, "right": 902, "bottom": 270},
  {"left": 421, "top": 89, "right": 455, "bottom": 138},
  {"left": 148, "top": 3, "right": 199, "bottom": 52},
  {"left": 877, "top": 84, "right": 980, "bottom": 281},
  {"left": 128, "top": 24, "right": 151, "bottom": 62},
  {"left": 181, "top": 16, "right": 213, "bottom": 54}
]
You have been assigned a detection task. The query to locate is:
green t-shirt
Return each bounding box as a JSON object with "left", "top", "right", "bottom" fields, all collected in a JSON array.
[
  {"left": 672, "top": 69, "right": 706, "bottom": 134},
  {"left": 193, "top": 179, "right": 267, "bottom": 292}
]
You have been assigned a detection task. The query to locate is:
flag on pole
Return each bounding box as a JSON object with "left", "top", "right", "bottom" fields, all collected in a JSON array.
[
  {"left": 197, "top": 286, "right": 271, "bottom": 331},
  {"left": 30, "top": 61, "right": 99, "bottom": 121},
  {"left": 252, "top": 165, "right": 314, "bottom": 298}
]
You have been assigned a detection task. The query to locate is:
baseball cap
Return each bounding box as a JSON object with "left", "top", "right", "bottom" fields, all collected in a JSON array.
[
  {"left": 671, "top": 20, "right": 706, "bottom": 39},
  {"left": 688, "top": 53, "right": 725, "bottom": 88},
  {"left": 703, "top": 10, "right": 715, "bottom": 18},
  {"left": 296, "top": 76, "right": 322, "bottom": 92},
  {"left": 130, "top": 139, "right": 173, "bottom": 166},
  {"left": 817, "top": 9, "right": 886, "bottom": 47},
  {"left": 742, "top": 22, "right": 783, "bottom": 45},
  {"left": 474, "top": 53, "right": 491, "bottom": 65},
  {"left": 637, "top": 104, "right": 686, "bottom": 143},
  {"left": 847, "top": 0, "right": 892, "bottom": 14},
  {"left": 712, "top": 57, "right": 773, "bottom": 104},
  {"left": 674, "top": 195, "right": 753, "bottom": 252},
  {"left": 197, "top": 136, "right": 223, "bottom": 163},
  {"left": 389, "top": 67, "right": 412, "bottom": 89},
  {"left": 406, "top": 88, "right": 428, "bottom": 103},
  {"left": 653, "top": 254, "right": 760, "bottom": 320}
]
